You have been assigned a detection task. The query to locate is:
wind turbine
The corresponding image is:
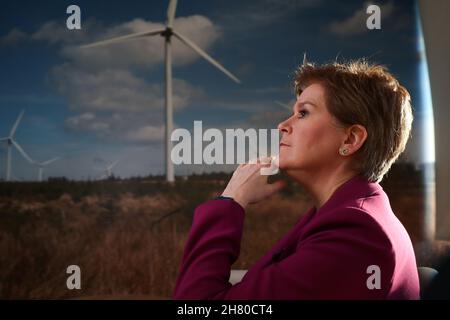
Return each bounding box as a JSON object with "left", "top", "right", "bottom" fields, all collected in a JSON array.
[
  {"left": 0, "top": 110, "right": 34, "bottom": 181},
  {"left": 80, "top": 0, "right": 241, "bottom": 182},
  {"left": 98, "top": 160, "right": 119, "bottom": 180},
  {"left": 275, "top": 101, "right": 292, "bottom": 111},
  {"left": 35, "top": 157, "right": 60, "bottom": 182}
]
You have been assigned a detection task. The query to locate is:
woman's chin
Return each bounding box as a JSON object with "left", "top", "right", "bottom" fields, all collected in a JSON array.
[
  {"left": 278, "top": 158, "right": 290, "bottom": 170},
  {"left": 277, "top": 152, "right": 293, "bottom": 169},
  {"left": 278, "top": 158, "right": 303, "bottom": 172}
]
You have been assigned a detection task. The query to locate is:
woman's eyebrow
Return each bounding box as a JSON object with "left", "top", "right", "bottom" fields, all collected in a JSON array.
[{"left": 297, "top": 101, "right": 318, "bottom": 108}]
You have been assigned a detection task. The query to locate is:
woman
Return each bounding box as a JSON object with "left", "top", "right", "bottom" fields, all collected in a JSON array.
[{"left": 173, "top": 59, "right": 420, "bottom": 299}]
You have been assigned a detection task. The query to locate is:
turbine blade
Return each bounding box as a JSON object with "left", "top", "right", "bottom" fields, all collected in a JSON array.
[
  {"left": 12, "top": 140, "right": 34, "bottom": 164},
  {"left": 0, "top": 137, "right": 8, "bottom": 142},
  {"left": 275, "top": 101, "right": 292, "bottom": 111},
  {"left": 80, "top": 28, "right": 165, "bottom": 49},
  {"left": 167, "top": 0, "right": 178, "bottom": 28},
  {"left": 172, "top": 30, "right": 241, "bottom": 84},
  {"left": 10, "top": 110, "right": 25, "bottom": 137},
  {"left": 108, "top": 160, "right": 119, "bottom": 170},
  {"left": 42, "top": 157, "right": 61, "bottom": 166}
]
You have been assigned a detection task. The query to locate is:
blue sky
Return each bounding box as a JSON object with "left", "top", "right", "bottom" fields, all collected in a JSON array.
[{"left": 0, "top": 0, "right": 430, "bottom": 180}]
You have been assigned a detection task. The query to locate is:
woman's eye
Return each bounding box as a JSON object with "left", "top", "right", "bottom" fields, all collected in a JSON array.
[{"left": 297, "top": 110, "right": 308, "bottom": 118}]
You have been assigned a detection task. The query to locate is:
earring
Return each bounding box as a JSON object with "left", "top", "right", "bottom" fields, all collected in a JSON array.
[{"left": 339, "top": 148, "right": 348, "bottom": 156}]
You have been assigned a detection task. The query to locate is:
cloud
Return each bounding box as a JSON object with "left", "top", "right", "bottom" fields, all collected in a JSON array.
[
  {"left": 53, "top": 66, "right": 162, "bottom": 113},
  {"left": 53, "top": 63, "right": 204, "bottom": 143},
  {"left": 2, "top": 15, "right": 222, "bottom": 70},
  {"left": 0, "top": 28, "right": 27, "bottom": 46},
  {"left": 53, "top": 64, "right": 203, "bottom": 143},
  {"left": 52, "top": 65, "right": 203, "bottom": 113},
  {"left": 328, "top": 2, "right": 394, "bottom": 36},
  {"left": 0, "top": 19, "right": 102, "bottom": 46},
  {"left": 125, "top": 125, "right": 165, "bottom": 142},
  {"left": 81, "top": 15, "right": 220, "bottom": 69},
  {"left": 65, "top": 112, "right": 111, "bottom": 138},
  {"left": 65, "top": 111, "right": 165, "bottom": 143},
  {"left": 32, "top": 20, "right": 94, "bottom": 44},
  {"left": 63, "top": 111, "right": 159, "bottom": 143},
  {"left": 55, "top": 66, "right": 196, "bottom": 143}
]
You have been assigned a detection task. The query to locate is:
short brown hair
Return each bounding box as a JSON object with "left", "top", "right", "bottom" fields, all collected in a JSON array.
[{"left": 294, "top": 59, "right": 413, "bottom": 183}]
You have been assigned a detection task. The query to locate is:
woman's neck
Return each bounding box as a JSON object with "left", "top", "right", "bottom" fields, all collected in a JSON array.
[{"left": 289, "top": 167, "right": 359, "bottom": 209}]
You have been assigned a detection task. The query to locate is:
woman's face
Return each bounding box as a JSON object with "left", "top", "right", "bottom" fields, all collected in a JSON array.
[{"left": 277, "top": 83, "right": 347, "bottom": 174}]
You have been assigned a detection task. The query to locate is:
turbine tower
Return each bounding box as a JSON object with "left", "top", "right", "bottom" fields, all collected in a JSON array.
[
  {"left": 0, "top": 110, "right": 34, "bottom": 181},
  {"left": 81, "top": 0, "right": 241, "bottom": 182},
  {"left": 35, "top": 157, "right": 60, "bottom": 182}
]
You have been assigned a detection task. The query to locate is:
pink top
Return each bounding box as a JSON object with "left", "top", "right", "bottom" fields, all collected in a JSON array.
[{"left": 173, "top": 175, "right": 420, "bottom": 299}]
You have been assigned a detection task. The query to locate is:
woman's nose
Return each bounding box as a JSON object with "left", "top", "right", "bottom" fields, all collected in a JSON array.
[{"left": 278, "top": 118, "right": 292, "bottom": 134}]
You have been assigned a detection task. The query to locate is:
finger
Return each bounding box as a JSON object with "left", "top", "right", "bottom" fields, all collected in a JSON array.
[
  {"left": 232, "top": 163, "right": 244, "bottom": 176},
  {"left": 267, "top": 180, "right": 286, "bottom": 195},
  {"left": 253, "top": 162, "right": 268, "bottom": 171},
  {"left": 258, "top": 156, "right": 272, "bottom": 164}
]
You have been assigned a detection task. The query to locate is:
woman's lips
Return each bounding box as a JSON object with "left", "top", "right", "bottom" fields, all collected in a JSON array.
[{"left": 279, "top": 142, "right": 290, "bottom": 147}]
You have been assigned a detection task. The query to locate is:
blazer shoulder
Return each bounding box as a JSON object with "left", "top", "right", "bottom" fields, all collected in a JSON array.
[{"left": 300, "top": 204, "right": 395, "bottom": 256}]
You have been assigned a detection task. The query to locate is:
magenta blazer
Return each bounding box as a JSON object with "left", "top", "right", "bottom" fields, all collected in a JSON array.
[{"left": 173, "top": 175, "right": 420, "bottom": 299}]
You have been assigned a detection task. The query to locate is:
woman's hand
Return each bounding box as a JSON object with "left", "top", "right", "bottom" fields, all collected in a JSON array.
[{"left": 221, "top": 157, "right": 286, "bottom": 210}]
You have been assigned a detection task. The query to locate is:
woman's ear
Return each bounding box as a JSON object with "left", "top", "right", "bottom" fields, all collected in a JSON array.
[{"left": 340, "top": 124, "right": 367, "bottom": 156}]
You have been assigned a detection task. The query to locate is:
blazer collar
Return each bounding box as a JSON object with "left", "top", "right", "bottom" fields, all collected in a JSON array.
[{"left": 315, "top": 174, "right": 383, "bottom": 214}]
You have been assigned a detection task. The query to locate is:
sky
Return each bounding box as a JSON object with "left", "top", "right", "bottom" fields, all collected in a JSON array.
[{"left": 0, "top": 0, "right": 432, "bottom": 180}]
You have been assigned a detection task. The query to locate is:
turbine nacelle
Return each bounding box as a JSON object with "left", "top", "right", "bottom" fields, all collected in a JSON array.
[{"left": 161, "top": 27, "right": 174, "bottom": 39}]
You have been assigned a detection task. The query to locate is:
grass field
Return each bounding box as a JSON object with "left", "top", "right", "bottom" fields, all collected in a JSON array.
[{"left": 0, "top": 164, "right": 448, "bottom": 299}]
